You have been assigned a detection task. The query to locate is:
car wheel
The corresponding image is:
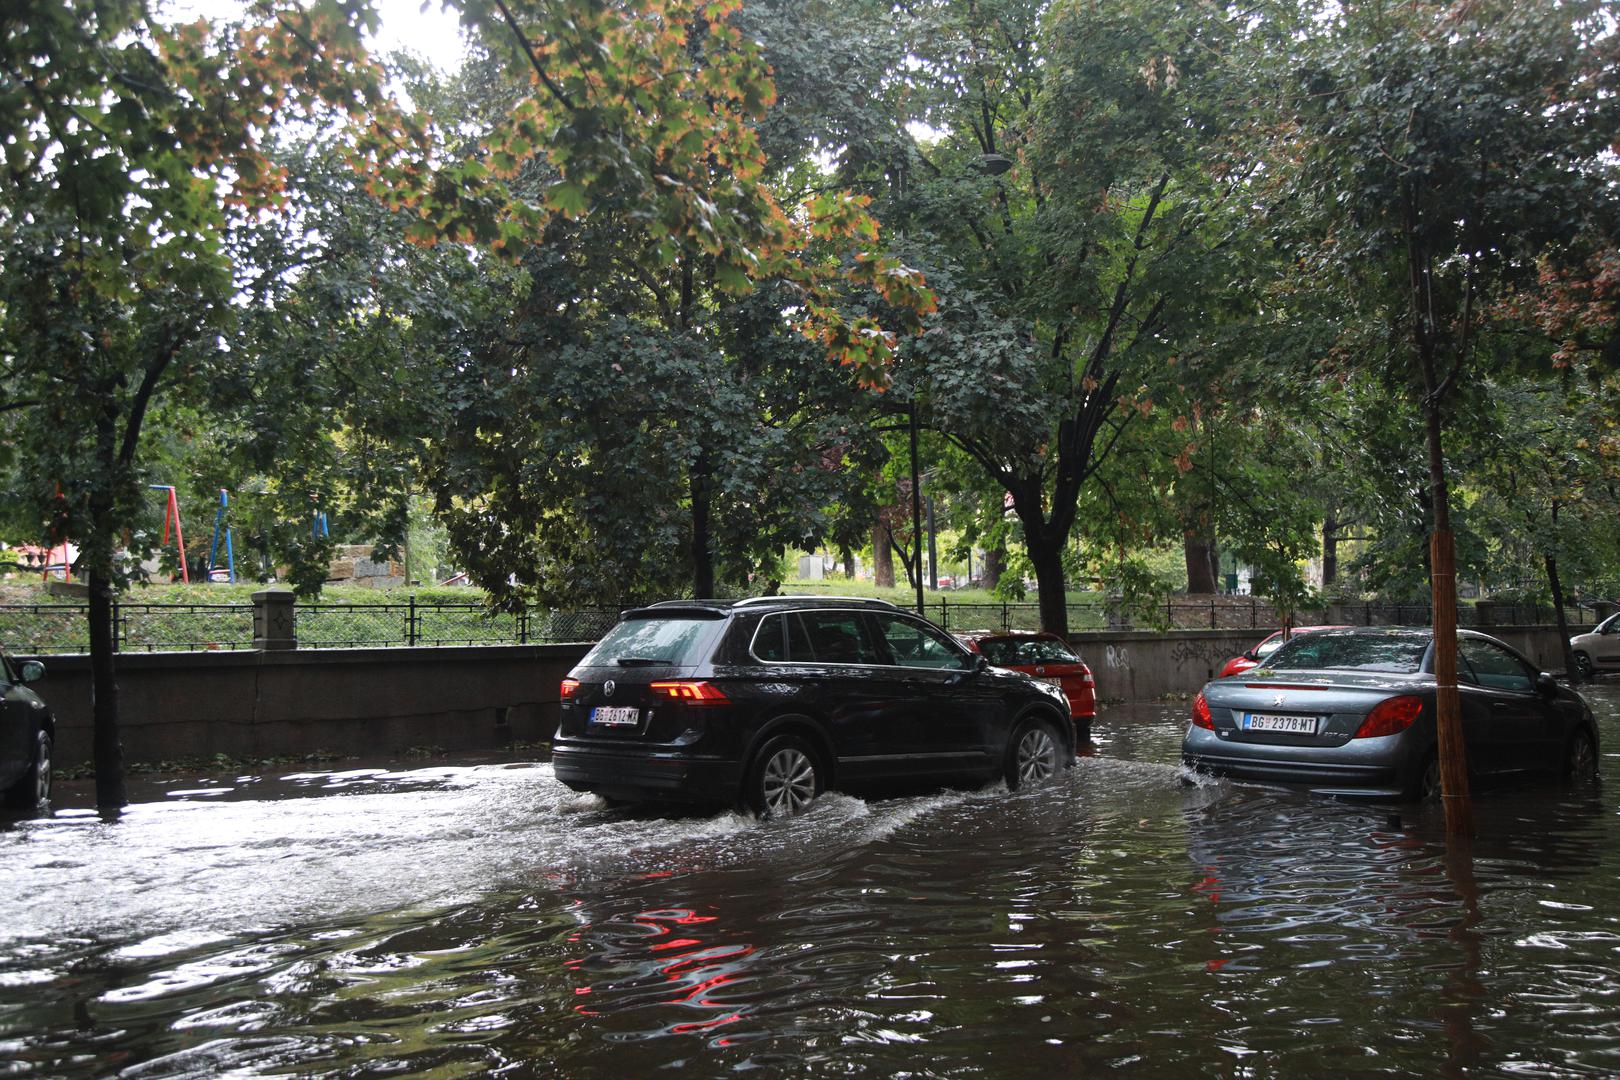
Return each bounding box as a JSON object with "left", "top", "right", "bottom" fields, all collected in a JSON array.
[
  {"left": 1574, "top": 651, "right": 1594, "bottom": 680},
  {"left": 2, "top": 728, "right": 52, "bottom": 809},
  {"left": 1563, "top": 730, "right": 1599, "bottom": 785},
  {"left": 1407, "top": 752, "right": 1440, "bottom": 802},
  {"left": 1006, "top": 719, "right": 1062, "bottom": 790},
  {"left": 745, "top": 735, "right": 823, "bottom": 819}
]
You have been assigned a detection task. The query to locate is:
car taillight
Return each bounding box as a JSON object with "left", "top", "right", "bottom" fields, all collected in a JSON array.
[
  {"left": 1353, "top": 695, "right": 1423, "bottom": 739},
  {"left": 560, "top": 678, "right": 581, "bottom": 699},
  {"left": 1080, "top": 666, "right": 1095, "bottom": 687},
  {"left": 649, "top": 680, "right": 731, "bottom": 705},
  {"left": 1192, "top": 691, "right": 1214, "bottom": 730}
]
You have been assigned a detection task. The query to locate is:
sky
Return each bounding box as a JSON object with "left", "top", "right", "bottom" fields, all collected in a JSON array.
[{"left": 166, "top": 0, "right": 470, "bottom": 74}]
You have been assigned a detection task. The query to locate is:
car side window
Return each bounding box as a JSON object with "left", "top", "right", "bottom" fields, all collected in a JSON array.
[
  {"left": 796, "top": 611, "right": 883, "bottom": 665},
  {"left": 1459, "top": 639, "right": 1533, "bottom": 693},
  {"left": 877, "top": 615, "right": 969, "bottom": 670},
  {"left": 752, "top": 614, "right": 787, "bottom": 662}
]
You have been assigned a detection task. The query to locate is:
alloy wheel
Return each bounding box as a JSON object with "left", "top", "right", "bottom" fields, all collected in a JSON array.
[
  {"left": 1575, "top": 652, "right": 1594, "bottom": 680},
  {"left": 761, "top": 747, "right": 817, "bottom": 817},
  {"left": 1016, "top": 726, "right": 1059, "bottom": 785},
  {"left": 1567, "top": 733, "right": 1599, "bottom": 783},
  {"left": 34, "top": 732, "right": 51, "bottom": 805}
]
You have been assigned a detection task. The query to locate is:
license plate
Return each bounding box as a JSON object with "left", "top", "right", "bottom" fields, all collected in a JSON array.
[
  {"left": 590, "top": 705, "right": 641, "bottom": 727},
  {"left": 1039, "top": 676, "right": 1065, "bottom": 688},
  {"left": 1243, "top": 713, "right": 1316, "bottom": 735}
]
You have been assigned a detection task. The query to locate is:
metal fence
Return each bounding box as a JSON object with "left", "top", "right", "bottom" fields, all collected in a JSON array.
[
  {"left": 921, "top": 596, "right": 1599, "bottom": 635},
  {"left": 0, "top": 600, "right": 622, "bottom": 654},
  {"left": 0, "top": 596, "right": 1603, "bottom": 655}
]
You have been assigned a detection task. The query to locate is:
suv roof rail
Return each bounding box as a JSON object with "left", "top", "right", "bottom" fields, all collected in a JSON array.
[{"left": 731, "top": 595, "right": 901, "bottom": 610}]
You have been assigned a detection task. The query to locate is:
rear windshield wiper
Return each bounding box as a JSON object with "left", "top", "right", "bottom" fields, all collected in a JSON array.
[{"left": 615, "top": 656, "right": 674, "bottom": 666}]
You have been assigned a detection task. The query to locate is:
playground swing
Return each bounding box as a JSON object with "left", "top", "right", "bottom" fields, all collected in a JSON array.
[{"left": 148, "top": 485, "right": 239, "bottom": 584}]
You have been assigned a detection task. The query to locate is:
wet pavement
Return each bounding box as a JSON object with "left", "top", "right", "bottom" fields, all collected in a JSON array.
[{"left": 3, "top": 682, "right": 1620, "bottom": 1077}]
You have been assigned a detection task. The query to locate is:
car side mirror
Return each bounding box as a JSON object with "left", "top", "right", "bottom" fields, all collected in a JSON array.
[
  {"left": 17, "top": 660, "right": 44, "bottom": 684},
  {"left": 1536, "top": 671, "right": 1558, "bottom": 697},
  {"left": 1243, "top": 651, "right": 1259, "bottom": 662}
]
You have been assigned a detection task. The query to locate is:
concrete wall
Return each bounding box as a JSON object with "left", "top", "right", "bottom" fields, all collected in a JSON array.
[
  {"left": 23, "top": 625, "right": 1572, "bottom": 767},
  {"left": 27, "top": 644, "right": 591, "bottom": 767},
  {"left": 1070, "top": 625, "right": 1572, "bottom": 704}
]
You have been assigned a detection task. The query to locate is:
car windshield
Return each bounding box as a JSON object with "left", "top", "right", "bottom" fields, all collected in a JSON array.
[
  {"left": 1265, "top": 633, "right": 1428, "bottom": 674},
  {"left": 580, "top": 615, "right": 716, "bottom": 667},
  {"left": 977, "top": 637, "right": 1079, "bottom": 665}
]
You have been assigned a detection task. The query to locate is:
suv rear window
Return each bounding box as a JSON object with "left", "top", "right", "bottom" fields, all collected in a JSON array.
[
  {"left": 580, "top": 614, "right": 719, "bottom": 667},
  {"left": 1267, "top": 633, "right": 1427, "bottom": 674}
]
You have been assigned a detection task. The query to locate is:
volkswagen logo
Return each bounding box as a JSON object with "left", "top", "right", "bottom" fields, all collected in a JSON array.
[
  {"left": 604, "top": 680, "right": 616, "bottom": 698},
  {"left": 1271, "top": 694, "right": 1285, "bottom": 707}
]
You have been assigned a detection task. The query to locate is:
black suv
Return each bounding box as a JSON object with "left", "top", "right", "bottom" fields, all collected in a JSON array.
[{"left": 551, "top": 597, "right": 1075, "bottom": 816}]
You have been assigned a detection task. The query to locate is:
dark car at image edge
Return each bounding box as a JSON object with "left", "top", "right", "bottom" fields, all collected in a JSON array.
[
  {"left": 1182, "top": 627, "right": 1598, "bottom": 800},
  {"left": 1, "top": 649, "right": 54, "bottom": 810},
  {"left": 551, "top": 597, "right": 1076, "bottom": 816}
]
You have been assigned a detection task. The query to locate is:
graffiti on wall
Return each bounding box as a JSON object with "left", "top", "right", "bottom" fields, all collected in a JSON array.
[{"left": 1169, "top": 640, "right": 1231, "bottom": 668}]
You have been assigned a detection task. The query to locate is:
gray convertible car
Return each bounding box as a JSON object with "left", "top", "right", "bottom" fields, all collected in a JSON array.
[{"left": 1182, "top": 627, "right": 1598, "bottom": 800}]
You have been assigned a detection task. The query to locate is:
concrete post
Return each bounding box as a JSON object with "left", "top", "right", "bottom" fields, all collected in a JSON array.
[{"left": 253, "top": 589, "right": 297, "bottom": 651}]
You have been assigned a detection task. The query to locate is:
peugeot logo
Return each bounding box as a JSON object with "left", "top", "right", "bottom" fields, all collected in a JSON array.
[
  {"left": 1271, "top": 694, "right": 1285, "bottom": 707},
  {"left": 604, "top": 680, "right": 616, "bottom": 698}
]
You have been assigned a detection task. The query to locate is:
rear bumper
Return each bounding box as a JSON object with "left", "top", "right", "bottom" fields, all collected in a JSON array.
[
  {"left": 1181, "top": 728, "right": 1418, "bottom": 799},
  {"left": 551, "top": 743, "right": 743, "bottom": 804}
]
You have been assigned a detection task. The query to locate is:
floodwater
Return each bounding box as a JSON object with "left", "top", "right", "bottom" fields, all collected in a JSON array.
[{"left": 4, "top": 686, "right": 1620, "bottom": 1077}]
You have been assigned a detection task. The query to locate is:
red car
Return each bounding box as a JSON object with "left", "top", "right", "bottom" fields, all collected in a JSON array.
[
  {"left": 959, "top": 631, "right": 1097, "bottom": 742},
  {"left": 1218, "top": 625, "right": 1351, "bottom": 678}
]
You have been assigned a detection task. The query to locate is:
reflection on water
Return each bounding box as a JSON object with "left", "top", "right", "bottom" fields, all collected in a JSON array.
[{"left": 2, "top": 685, "right": 1619, "bottom": 1075}]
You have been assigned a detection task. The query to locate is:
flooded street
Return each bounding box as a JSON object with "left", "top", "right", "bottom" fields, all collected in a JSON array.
[{"left": 5, "top": 684, "right": 1620, "bottom": 1077}]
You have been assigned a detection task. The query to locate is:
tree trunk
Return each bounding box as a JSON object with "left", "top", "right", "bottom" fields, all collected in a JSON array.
[
  {"left": 872, "top": 524, "right": 894, "bottom": 588},
  {"left": 87, "top": 569, "right": 127, "bottom": 809},
  {"left": 1423, "top": 371, "right": 1470, "bottom": 835},
  {"left": 982, "top": 543, "right": 1004, "bottom": 592},
  {"left": 1321, "top": 512, "right": 1339, "bottom": 589},
  {"left": 1184, "top": 532, "right": 1218, "bottom": 594},
  {"left": 840, "top": 543, "right": 855, "bottom": 579},
  {"left": 926, "top": 497, "right": 938, "bottom": 590},
  {"left": 1027, "top": 532, "right": 1068, "bottom": 638},
  {"left": 690, "top": 450, "right": 714, "bottom": 599},
  {"left": 1546, "top": 551, "right": 1579, "bottom": 683}
]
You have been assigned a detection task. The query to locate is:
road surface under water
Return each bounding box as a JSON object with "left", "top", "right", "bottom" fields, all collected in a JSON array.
[{"left": 3, "top": 683, "right": 1619, "bottom": 1077}]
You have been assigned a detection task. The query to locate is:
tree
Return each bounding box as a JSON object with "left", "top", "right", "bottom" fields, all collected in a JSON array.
[
  {"left": 873, "top": 0, "right": 1281, "bottom": 635},
  {"left": 0, "top": 0, "right": 417, "bottom": 806},
  {"left": 1276, "top": 0, "right": 1620, "bottom": 827}
]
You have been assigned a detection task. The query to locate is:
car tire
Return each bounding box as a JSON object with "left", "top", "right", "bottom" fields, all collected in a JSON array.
[
  {"left": 1563, "top": 730, "right": 1599, "bottom": 785},
  {"left": 2, "top": 727, "right": 52, "bottom": 809},
  {"left": 744, "top": 734, "right": 824, "bottom": 819},
  {"left": 1407, "top": 751, "right": 1440, "bottom": 802},
  {"left": 1574, "top": 651, "right": 1594, "bottom": 680},
  {"left": 1005, "top": 717, "right": 1063, "bottom": 791}
]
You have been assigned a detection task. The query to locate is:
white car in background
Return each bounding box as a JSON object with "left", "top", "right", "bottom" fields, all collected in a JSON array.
[{"left": 1571, "top": 612, "right": 1620, "bottom": 679}]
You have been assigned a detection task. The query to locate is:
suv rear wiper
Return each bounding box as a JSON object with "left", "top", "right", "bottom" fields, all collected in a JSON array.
[{"left": 616, "top": 656, "right": 673, "bottom": 666}]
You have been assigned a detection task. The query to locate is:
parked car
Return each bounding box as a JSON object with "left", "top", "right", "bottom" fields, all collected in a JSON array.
[
  {"left": 957, "top": 631, "right": 1097, "bottom": 741},
  {"left": 1571, "top": 611, "right": 1620, "bottom": 679},
  {"left": 1, "top": 649, "right": 54, "bottom": 809},
  {"left": 1217, "top": 625, "right": 1350, "bottom": 678},
  {"left": 1182, "top": 627, "right": 1598, "bottom": 800},
  {"left": 551, "top": 597, "right": 1076, "bottom": 816}
]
